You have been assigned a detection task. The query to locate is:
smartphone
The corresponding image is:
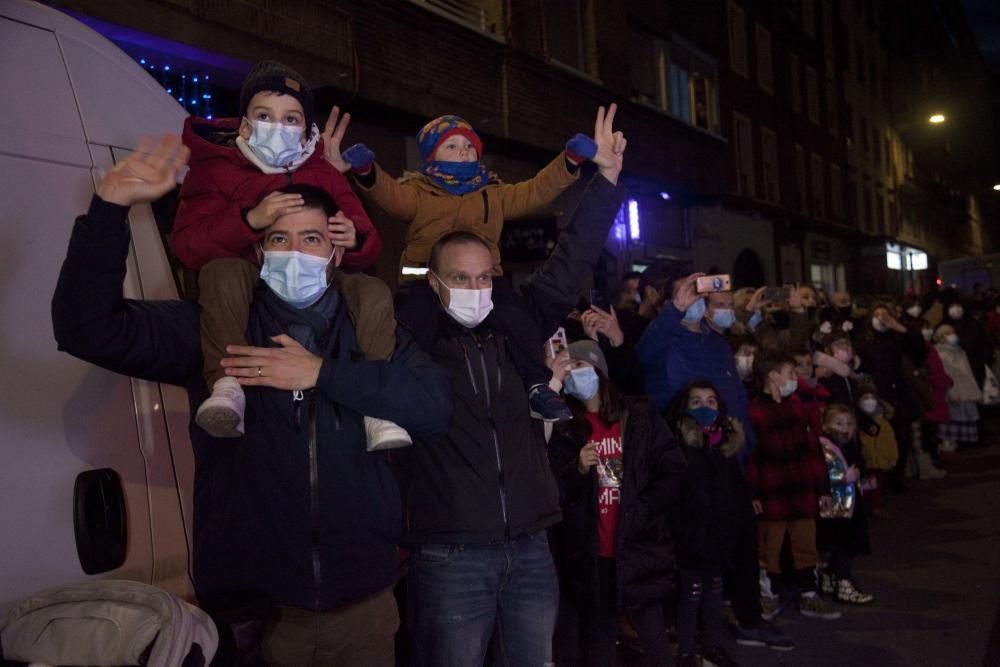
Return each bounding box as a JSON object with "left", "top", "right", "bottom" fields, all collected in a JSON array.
[
  {"left": 547, "top": 326, "right": 568, "bottom": 358},
  {"left": 695, "top": 274, "right": 732, "bottom": 294},
  {"left": 762, "top": 286, "right": 790, "bottom": 302},
  {"left": 590, "top": 288, "right": 610, "bottom": 311}
]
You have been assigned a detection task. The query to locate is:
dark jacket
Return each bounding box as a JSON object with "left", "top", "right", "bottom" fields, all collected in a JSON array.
[
  {"left": 547, "top": 399, "right": 686, "bottom": 609},
  {"left": 636, "top": 306, "right": 755, "bottom": 459},
  {"left": 856, "top": 329, "right": 922, "bottom": 424},
  {"left": 395, "top": 174, "right": 627, "bottom": 545},
  {"left": 173, "top": 116, "right": 380, "bottom": 271},
  {"left": 52, "top": 197, "right": 452, "bottom": 610},
  {"left": 671, "top": 417, "right": 755, "bottom": 574}
]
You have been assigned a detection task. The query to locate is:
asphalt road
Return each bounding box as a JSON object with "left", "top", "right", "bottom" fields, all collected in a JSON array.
[{"left": 728, "top": 443, "right": 1000, "bottom": 667}]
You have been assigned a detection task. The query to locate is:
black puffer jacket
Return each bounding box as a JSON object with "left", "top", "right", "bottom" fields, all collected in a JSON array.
[
  {"left": 671, "top": 417, "right": 754, "bottom": 574},
  {"left": 548, "top": 399, "right": 686, "bottom": 609},
  {"left": 396, "top": 174, "right": 627, "bottom": 545}
]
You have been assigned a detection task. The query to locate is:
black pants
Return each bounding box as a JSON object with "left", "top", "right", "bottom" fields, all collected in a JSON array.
[
  {"left": 678, "top": 568, "right": 724, "bottom": 655},
  {"left": 724, "top": 507, "right": 763, "bottom": 630},
  {"left": 554, "top": 559, "right": 670, "bottom": 667}
]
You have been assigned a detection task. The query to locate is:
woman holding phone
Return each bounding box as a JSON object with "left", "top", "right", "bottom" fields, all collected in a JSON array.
[{"left": 546, "top": 340, "right": 685, "bottom": 667}]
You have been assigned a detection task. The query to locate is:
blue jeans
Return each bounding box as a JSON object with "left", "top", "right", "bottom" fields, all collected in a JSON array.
[{"left": 408, "top": 531, "right": 559, "bottom": 667}]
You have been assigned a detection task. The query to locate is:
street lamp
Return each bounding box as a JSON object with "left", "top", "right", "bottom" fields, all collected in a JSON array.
[
  {"left": 928, "top": 114, "right": 946, "bottom": 124},
  {"left": 993, "top": 184, "right": 1000, "bottom": 191}
]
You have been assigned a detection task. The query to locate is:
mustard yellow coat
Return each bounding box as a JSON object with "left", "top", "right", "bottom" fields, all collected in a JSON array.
[{"left": 358, "top": 153, "right": 579, "bottom": 277}]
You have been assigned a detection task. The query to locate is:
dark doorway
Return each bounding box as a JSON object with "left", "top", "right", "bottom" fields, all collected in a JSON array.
[{"left": 732, "top": 249, "right": 766, "bottom": 289}]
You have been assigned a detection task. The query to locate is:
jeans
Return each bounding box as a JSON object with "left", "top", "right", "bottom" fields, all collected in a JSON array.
[{"left": 408, "top": 531, "right": 559, "bottom": 667}]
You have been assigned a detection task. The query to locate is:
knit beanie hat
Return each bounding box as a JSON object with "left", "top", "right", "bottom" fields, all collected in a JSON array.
[
  {"left": 417, "top": 115, "right": 484, "bottom": 163},
  {"left": 240, "top": 60, "right": 314, "bottom": 129},
  {"left": 856, "top": 380, "right": 878, "bottom": 398},
  {"left": 567, "top": 340, "right": 609, "bottom": 377}
]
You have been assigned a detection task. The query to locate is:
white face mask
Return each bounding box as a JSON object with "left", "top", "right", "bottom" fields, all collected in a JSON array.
[
  {"left": 735, "top": 354, "right": 755, "bottom": 379},
  {"left": 859, "top": 398, "right": 879, "bottom": 414},
  {"left": 260, "top": 250, "right": 332, "bottom": 309},
  {"left": 906, "top": 305, "right": 922, "bottom": 318},
  {"left": 432, "top": 272, "right": 494, "bottom": 329},
  {"left": 246, "top": 118, "right": 304, "bottom": 167},
  {"left": 872, "top": 317, "right": 887, "bottom": 333},
  {"left": 779, "top": 377, "right": 798, "bottom": 397},
  {"left": 946, "top": 334, "right": 960, "bottom": 346},
  {"left": 921, "top": 328, "right": 934, "bottom": 341},
  {"left": 948, "top": 305, "right": 964, "bottom": 320}
]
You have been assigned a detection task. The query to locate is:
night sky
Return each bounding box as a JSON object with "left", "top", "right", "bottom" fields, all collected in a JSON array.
[{"left": 962, "top": 0, "right": 1000, "bottom": 73}]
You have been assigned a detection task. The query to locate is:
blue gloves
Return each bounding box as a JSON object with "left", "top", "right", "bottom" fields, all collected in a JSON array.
[
  {"left": 565, "top": 133, "right": 598, "bottom": 162},
  {"left": 342, "top": 143, "right": 375, "bottom": 172}
]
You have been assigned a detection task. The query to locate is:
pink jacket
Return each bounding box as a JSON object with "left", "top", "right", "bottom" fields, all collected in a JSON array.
[{"left": 924, "top": 344, "right": 952, "bottom": 423}]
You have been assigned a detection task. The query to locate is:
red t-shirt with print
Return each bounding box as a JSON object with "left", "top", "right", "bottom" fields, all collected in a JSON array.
[{"left": 585, "top": 412, "right": 624, "bottom": 558}]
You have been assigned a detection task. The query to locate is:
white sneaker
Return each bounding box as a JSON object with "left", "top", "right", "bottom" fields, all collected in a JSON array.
[
  {"left": 365, "top": 416, "right": 412, "bottom": 451},
  {"left": 195, "top": 377, "right": 245, "bottom": 438},
  {"left": 915, "top": 450, "right": 947, "bottom": 479}
]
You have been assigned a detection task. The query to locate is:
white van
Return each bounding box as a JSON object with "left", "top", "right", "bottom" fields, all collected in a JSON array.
[{"left": 0, "top": 0, "right": 194, "bottom": 612}]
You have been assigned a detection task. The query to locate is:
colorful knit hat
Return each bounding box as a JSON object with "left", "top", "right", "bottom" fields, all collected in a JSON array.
[
  {"left": 240, "top": 60, "right": 314, "bottom": 129},
  {"left": 417, "top": 115, "right": 484, "bottom": 163}
]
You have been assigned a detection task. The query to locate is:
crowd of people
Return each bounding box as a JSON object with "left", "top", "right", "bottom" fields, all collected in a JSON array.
[{"left": 49, "top": 59, "right": 1000, "bottom": 666}]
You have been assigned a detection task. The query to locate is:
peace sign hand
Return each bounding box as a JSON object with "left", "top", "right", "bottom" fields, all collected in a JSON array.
[
  {"left": 321, "top": 106, "right": 352, "bottom": 173},
  {"left": 591, "top": 104, "right": 626, "bottom": 184}
]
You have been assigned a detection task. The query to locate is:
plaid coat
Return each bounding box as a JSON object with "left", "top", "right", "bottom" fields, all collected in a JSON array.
[{"left": 746, "top": 394, "right": 830, "bottom": 520}]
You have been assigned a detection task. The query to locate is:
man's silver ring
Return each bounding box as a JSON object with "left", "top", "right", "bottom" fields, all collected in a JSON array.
[{"left": 257, "top": 367, "right": 262, "bottom": 377}]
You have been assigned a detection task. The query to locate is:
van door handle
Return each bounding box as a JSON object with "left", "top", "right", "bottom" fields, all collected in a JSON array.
[{"left": 73, "top": 468, "right": 127, "bottom": 575}]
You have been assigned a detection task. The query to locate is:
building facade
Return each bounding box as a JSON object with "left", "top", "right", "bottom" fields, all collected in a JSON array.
[{"left": 49, "top": 0, "right": 997, "bottom": 295}]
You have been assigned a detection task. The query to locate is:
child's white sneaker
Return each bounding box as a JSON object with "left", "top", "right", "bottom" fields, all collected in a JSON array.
[
  {"left": 365, "top": 416, "right": 412, "bottom": 451},
  {"left": 195, "top": 377, "right": 245, "bottom": 438}
]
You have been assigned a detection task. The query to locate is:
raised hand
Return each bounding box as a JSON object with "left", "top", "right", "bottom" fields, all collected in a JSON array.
[
  {"left": 746, "top": 286, "right": 768, "bottom": 313},
  {"left": 544, "top": 348, "right": 573, "bottom": 384},
  {"left": 585, "top": 305, "right": 625, "bottom": 347},
  {"left": 245, "top": 191, "right": 305, "bottom": 230},
  {"left": 96, "top": 134, "right": 189, "bottom": 207},
  {"left": 591, "top": 103, "right": 626, "bottom": 184},
  {"left": 321, "top": 106, "right": 352, "bottom": 173},
  {"left": 787, "top": 283, "right": 804, "bottom": 311},
  {"left": 672, "top": 273, "right": 705, "bottom": 313}
]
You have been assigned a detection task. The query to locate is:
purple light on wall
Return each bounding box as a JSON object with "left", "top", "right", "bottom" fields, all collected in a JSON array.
[
  {"left": 659, "top": 191, "right": 671, "bottom": 200},
  {"left": 628, "top": 199, "right": 640, "bottom": 240}
]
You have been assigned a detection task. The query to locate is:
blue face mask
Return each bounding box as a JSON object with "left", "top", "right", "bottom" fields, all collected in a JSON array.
[
  {"left": 687, "top": 406, "right": 719, "bottom": 428},
  {"left": 564, "top": 367, "right": 600, "bottom": 400},
  {"left": 710, "top": 308, "right": 736, "bottom": 330},
  {"left": 683, "top": 298, "right": 706, "bottom": 323},
  {"left": 748, "top": 310, "right": 763, "bottom": 329},
  {"left": 245, "top": 118, "right": 304, "bottom": 168},
  {"left": 259, "top": 250, "right": 333, "bottom": 308}
]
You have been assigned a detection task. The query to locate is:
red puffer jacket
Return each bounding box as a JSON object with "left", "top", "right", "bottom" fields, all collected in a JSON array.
[{"left": 172, "top": 116, "right": 381, "bottom": 271}]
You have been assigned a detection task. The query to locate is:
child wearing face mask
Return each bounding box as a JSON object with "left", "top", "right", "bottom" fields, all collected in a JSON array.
[
  {"left": 855, "top": 382, "right": 900, "bottom": 502},
  {"left": 334, "top": 107, "right": 621, "bottom": 422},
  {"left": 665, "top": 381, "right": 752, "bottom": 667},
  {"left": 934, "top": 325, "right": 982, "bottom": 449},
  {"left": 817, "top": 405, "right": 875, "bottom": 604},
  {"left": 546, "top": 341, "right": 685, "bottom": 667},
  {"left": 747, "top": 351, "right": 839, "bottom": 620},
  {"left": 172, "top": 61, "right": 402, "bottom": 447}
]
